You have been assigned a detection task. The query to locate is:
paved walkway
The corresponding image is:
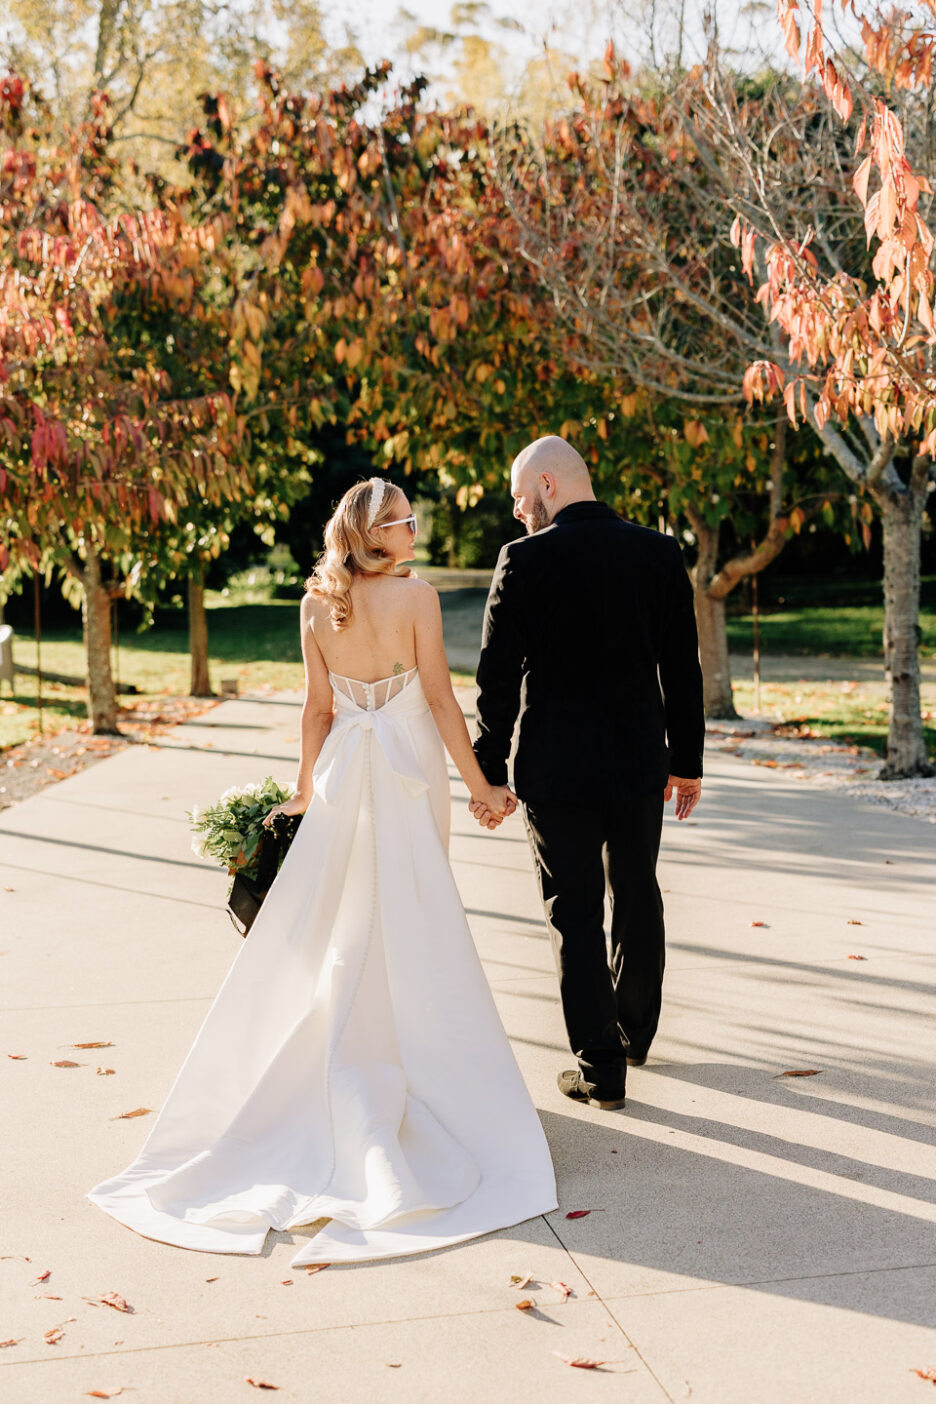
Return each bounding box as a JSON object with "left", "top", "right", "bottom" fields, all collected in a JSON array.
[{"left": 1, "top": 690, "right": 934, "bottom": 1403}]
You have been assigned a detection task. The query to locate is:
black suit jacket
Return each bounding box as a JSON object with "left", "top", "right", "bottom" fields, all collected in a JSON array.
[{"left": 473, "top": 501, "right": 705, "bottom": 806}]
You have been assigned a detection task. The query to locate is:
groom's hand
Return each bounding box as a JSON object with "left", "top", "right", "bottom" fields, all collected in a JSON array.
[
  {"left": 664, "top": 775, "right": 702, "bottom": 820},
  {"left": 469, "top": 787, "right": 518, "bottom": 830}
]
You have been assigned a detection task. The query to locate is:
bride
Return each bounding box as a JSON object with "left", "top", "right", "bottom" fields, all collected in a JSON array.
[{"left": 86, "top": 477, "right": 558, "bottom": 1265}]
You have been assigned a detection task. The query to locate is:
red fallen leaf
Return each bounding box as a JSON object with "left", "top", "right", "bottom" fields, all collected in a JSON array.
[
  {"left": 847, "top": 919, "right": 864, "bottom": 926},
  {"left": 50, "top": 1059, "right": 80, "bottom": 1067},
  {"left": 7, "top": 1054, "right": 26, "bottom": 1059},
  {"left": 86, "top": 1391, "right": 124, "bottom": 1399},
  {"left": 515, "top": 1299, "right": 534, "bottom": 1310},
  {"left": 32, "top": 1268, "right": 51, "bottom": 1282},
  {"left": 550, "top": 1281, "right": 573, "bottom": 1299},
  {"left": 565, "top": 1210, "right": 590, "bottom": 1219},
  {"left": 553, "top": 1352, "right": 605, "bottom": 1368},
  {"left": 39, "top": 1293, "right": 62, "bottom": 1299},
  {"left": 97, "top": 1067, "right": 115, "bottom": 1075},
  {"left": 911, "top": 1367, "right": 936, "bottom": 1383},
  {"left": 385, "top": 1362, "right": 402, "bottom": 1368},
  {"left": 279, "top": 1279, "right": 293, "bottom": 1286},
  {"left": 44, "top": 1327, "right": 65, "bottom": 1344},
  {"left": 73, "top": 1041, "right": 114, "bottom": 1049},
  {"left": 778, "top": 1069, "right": 821, "bottom": 1078},
  {"left": 110, "top": 1108, "right": 152, "bottom": 1120},
  {"left": 303, "top": 1263, "right": 330, "bottom": 1274},
  {"left": 847, "top": 954, "right": 867, "bottom": 961},
  {"left": 0, "top": 1338, "right": 24, "bottom": 1348},
  {"left": 750, "top": 920, "right": 769, "bottom": 927},
  {"left": 245, "top": 1380, "right": 279, "bottom": 1390}
]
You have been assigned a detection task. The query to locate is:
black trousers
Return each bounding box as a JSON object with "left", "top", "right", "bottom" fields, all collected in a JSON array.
[{"left": 522, "top": 789, "right": 665, "bottom": 1098}]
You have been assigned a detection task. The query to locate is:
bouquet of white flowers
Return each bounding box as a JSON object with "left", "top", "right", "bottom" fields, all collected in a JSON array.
[{"left": 189, "top": 778, "right": 302, "bottom": 933}]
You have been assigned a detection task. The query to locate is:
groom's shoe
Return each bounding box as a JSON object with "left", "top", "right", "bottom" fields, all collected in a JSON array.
[
  {"left": 626, "top": 1053, "right": 647, "bottom": 1067},
  {"left": 557, "top": 1069, "right": 626, "bottom": 1111}
]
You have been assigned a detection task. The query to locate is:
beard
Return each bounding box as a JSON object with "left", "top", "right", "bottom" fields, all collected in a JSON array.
[{"left": 525, "top": 494, "right": 550, "bottom": 534}]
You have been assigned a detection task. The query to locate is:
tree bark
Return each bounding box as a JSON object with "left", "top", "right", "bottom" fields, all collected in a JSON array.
[
  {"left": 689, "top": 514, "right": 739, "bottom": 719},
  {"left": 82, "top": 547, "right": 120, "bottom": 735},
  {"left": 188, "top": 565, "right": 215, "bottom": 698},
  {"left": 876, "top": 485, "right": 934, "bottom": 779}
]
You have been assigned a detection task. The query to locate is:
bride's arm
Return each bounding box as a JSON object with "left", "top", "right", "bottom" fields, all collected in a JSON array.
[
  {"left": 266, "top": 596, "right": 335, "bottom": 821},
  {"left": 413, "top": 583, "right": 514, "bottom": 818}
]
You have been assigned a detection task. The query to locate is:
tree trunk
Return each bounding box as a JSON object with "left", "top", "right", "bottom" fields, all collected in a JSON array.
[
  {"left": 82, "top": 548, "right": 120, "bottom": 735},
  {"left": 188, "top": 566, "right": 215, "bottom": 698},
  {"left": 690, "top": 516, "right": 739, "bottom": 719},
  {"left": 877, "top": 487, "right": 934, "bottom": 779}
]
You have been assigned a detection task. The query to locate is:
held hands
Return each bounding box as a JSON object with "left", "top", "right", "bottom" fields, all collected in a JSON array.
[
  {"left": 664, "top": 775, "right": 702, "bottom": 820},
  {"left": 263, "top": 793, "right": 310, "bottom": 827},
  {"left": 468, "top": 784, "right": 518, "bottom": 831}
]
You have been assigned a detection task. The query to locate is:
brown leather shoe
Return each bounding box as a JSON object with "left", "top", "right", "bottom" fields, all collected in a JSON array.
[{"left": 557, "top": 1068, "right": 626, "bottom": 1110}]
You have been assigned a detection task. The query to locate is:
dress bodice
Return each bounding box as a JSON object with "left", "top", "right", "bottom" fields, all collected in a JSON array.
[{"left": 329, "top": 664, "right": 421, "bottom": 713}]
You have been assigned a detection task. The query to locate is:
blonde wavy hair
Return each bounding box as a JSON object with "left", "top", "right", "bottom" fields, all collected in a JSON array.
[{"left": 305, "top": 477, "right": 412, "bottom": 628}]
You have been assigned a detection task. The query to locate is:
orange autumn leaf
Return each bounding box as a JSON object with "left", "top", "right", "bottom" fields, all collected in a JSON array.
[
  {"left": 110, "top": 1108, "right": 152, "bottom": 1120},
  {"left": 515, "top": 1299, "right": 534, "bottom": 1310},
  {"left": 847, "top": 954, "right": 867, "bottom": 961},
  {"left": 912, "top": 1368, "right": 936, "bottom": 1384},
  {"left": 778, "top": 1069, "right": 821, "bottom": 1077},
  {"left": 83, "top": 1291, "right": 133, "bottom": 1313},
  {"left": 32, "top": 1269, "right": 51, "bottom": 1283},
  {"left": 7, "top": 1054, "right": 27, "bottom": 1059},
  {"left": 44, "top": 1327, "right": 65, "bottom": 1345},
  {"left": 750, "top": 921, "right": 769, "bottom": 927},
  {"left": 50, "top": 1059, "right": 80, "bottom": 1068},
  {"left": 303, "top": 1263, "right": 330, "bottom": 1274},
  {"left": 550, "top": 1281, "right": 573, "bottom": 1299},
  {"left": 0, "top": 1338, "right": 24, "bottom": 1348},
  {"left": 553, "top": 1352, "right": 606, "bottom": 1368},
  {"left": 245, "top": 1380, "right": 279, "bottom": 1390},
  {"left": 96, "top": 1067, "right": 116, "bottom": 1075},
  {"left": 86, "top": 1391, "right": 124, "bottom": 1399},
  {"left": 72, "top": 1042, "right": 114, "bottom": 1049}
]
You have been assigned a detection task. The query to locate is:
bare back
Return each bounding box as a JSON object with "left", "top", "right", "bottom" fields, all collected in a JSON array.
[{"left": 306, "top": 574, "right": 421, "bottom": 684}]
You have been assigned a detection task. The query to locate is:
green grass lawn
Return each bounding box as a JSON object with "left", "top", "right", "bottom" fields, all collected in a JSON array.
[
  {"left": 730, "top": 678, "right": 935, "bottom": 760},
  {"left": 726, "top": 575, "right": 936, "bottom": 657}
]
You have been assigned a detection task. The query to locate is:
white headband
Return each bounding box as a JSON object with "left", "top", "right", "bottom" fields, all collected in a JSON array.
[{"left": 366, "top": 478, "right": 389, "bottom": 528}]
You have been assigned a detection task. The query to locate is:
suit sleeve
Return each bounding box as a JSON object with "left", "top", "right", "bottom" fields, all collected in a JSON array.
[
  {"left": 473, "top": 543, "right": 526, "bottom": 786},
  {"left": 658, "top": 536, "right": 705, "bottom": 779}
]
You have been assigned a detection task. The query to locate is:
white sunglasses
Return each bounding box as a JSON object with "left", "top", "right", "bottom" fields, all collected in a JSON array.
[{"left": 379, "top": 514, "right": 418, "bottom": 535}]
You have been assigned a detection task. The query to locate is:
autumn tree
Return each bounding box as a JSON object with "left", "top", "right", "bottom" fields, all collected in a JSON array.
[{"left": 0, "top": 76, "right": 248, "bottom": 729}]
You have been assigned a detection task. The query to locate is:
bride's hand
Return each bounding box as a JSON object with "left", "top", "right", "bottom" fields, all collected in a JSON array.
[
  {"left": 469, "top": 784, "right": 517, "bottom": 829},
  {"left": 262, "top": 793, "right": 309, "bottom": 827}
]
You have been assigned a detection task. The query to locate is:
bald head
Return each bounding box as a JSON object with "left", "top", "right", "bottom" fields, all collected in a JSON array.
[{"left": 510, "top": 435, "right": 595, "bottom": 534}]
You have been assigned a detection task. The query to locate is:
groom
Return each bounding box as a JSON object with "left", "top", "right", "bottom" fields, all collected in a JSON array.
[{"left": 470, "top": 435, "right": 704, "bottom": 1110}]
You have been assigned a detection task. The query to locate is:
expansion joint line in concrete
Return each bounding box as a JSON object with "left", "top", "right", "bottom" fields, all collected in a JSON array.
[{"left": 541, "top": 1214, "right": 677, "bottom": 1403}]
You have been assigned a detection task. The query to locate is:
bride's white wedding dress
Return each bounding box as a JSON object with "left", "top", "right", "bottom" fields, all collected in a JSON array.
[{"left": 86, "top": 665, "right": 558, "bottom": 1264}]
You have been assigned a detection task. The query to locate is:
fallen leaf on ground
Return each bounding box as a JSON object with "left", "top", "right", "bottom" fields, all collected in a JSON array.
[
  {"left": 7, "top": 1054, "right": 26, "bottom": 1059},
  {"left": 110, "top": 1108, "right": 152, "bottom": 1120},
  {"left": 2, "top": 886, "right": 14, "bottom": 892},
  {"left": 0, "top": 1339, "right": 24, "bottom": 1348},
  {"left": 31, "top": 1269, "right": 51, "bottom": 1283},
  {"left": 385, "top": 1362, "right": 402, "bottom": 1368},
  {"left": 73, "top": 1042, "right": 114, "bottom": 1049},
  {"left": 86, "top": 1390, "right": 124, "bottom": 1398},
  {"left": 50, "top": 1059, "right": 79, "bottom": 1068},
  {"left": 205, "top": 1277, "right": 219, "bottom": 1283},
  {"left": 44, "top": 1327, "right": 65, "bottom": 1344},
  {"left": 245, "top": 1380, "right": 278, "bottom": 1390},
  {"left": 565, "top": 1210, "right": 591, "bottom": 1219},
  {"left": 279, "top": 1280, "right": 292, "bottom": 1286},
  {"left": 38, "top": 1293, "right": 62, "bottom": 1299},
  {"left": 550, "top": 1282, "right": 573, "bottom": 1299},
  {"left": 83, "top": 1292, "right": 133, "bottom": 1313},
  {"left": 553, "top": 1352, "right": 605, "bottom": 1369},
  {"left": 777, "top": 1069, "right": 821, "bottom": 1078},
  {"left": 750, "top": 920, "right": 769, "bottom": 928},
  {"left": 509, "top": 1273, "right": 533, "bottom": 1289},
  {"left": 515, "top": 1299, "right": 534, "bottom": 1311},
  {"left": 847, "top": 954, "right": 867, "bottom": 961},
  {"left": 847, "top": 919, "right": 864, "bottom": 926},
  {"left": 96, "top": 1067, "right": 115, "bottom": 1075},
  {"left": 911, "top": 1367, "right": 936, "bottom": 1383},
  {"left": 303, "top": 1264, "right": 330, "bottom": 1274}
]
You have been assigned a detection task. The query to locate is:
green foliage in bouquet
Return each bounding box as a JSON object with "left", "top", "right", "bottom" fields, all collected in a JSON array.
[{"left": 189, "top": 778, "right": 296, "bottom": 881}]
